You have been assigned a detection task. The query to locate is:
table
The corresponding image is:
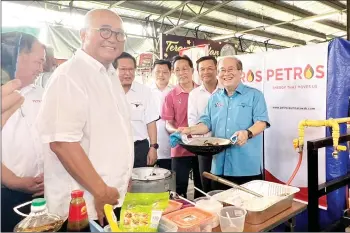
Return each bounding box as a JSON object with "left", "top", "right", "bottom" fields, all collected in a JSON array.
[{"left": 213, "top": 200, "right": 307, "bottom": 232}]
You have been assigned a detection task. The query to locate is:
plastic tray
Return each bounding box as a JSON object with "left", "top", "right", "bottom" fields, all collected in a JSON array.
[
  {"left": 163, "top": 200, "right": 183, "bottom": 215},
  {"left": 163, "top": 207, "right": 214, "bottom": 232},
  {"left": 212, "top": 180, "right": 300, "bottom": 224}
]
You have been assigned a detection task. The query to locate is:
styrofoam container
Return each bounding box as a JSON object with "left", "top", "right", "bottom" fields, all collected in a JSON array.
[{"left": 163, "top": 207, "right": 214, "bottom": 232}]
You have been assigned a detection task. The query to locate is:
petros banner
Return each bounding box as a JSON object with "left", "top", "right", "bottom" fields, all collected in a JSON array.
[{"left": 219, "top": 43, "right": 329, "bottom": 208}]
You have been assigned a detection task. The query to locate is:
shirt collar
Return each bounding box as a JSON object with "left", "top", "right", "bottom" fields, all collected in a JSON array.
[
  {"left": 20, "top": 84, "right": 36, "bottom": 96},
  {"left": 221, "top": 82, "right": 246, "bottom": 96},
  {"left": 75, "top": 49, "right": 113, "bottom": 73},
  {"left": 151, "top": 82, "right": 173, "bottom": 91},
  {"left": 130, "top": 82, "right": 137, "bottom": 92},
  {"left": 175, "top": 82, "right": 199, "bottom": 95},
  {"left": 199, "top": 81, "right": 220, "bottom": 94}
]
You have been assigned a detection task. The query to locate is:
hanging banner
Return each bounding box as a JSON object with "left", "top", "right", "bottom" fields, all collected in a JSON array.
[
  {"left": 218, "top": 43, "right": 328, "bottom": 208},
  {"left": 179, "top": 44, "right": 209, "bottom": 85},
  {"left": 160, "top": 34, "right": 236, "bottom": 60},
  {"left": 138, "top": 53, "right": 153, "bottom": 68}
]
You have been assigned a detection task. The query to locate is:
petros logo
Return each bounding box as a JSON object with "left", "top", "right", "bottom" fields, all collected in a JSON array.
[
  {"left": 266, "top": 64, "right": 324, "bottom": 81},
  {"left": 241, "top": 70, "right": 263, "bottom": 83}
]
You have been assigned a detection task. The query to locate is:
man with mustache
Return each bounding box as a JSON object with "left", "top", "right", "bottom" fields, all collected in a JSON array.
[
  {"left": 161, "top": 55, "right": 203, "bottom": 198},
  {"left": 188, "top": 56, "right": 220, "bottom": 192},
  {"left": 114, "top": 52, "right": 159, "bottom": 168},
  {"left": 178, "top": 56, "right": 270, "bottom": 189},
  {"left": 36, "top": 9, "right": 134, "bottom": 225}
]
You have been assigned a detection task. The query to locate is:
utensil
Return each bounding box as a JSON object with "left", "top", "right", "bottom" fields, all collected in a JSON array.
[
  {"left": 203, "top": 172, "right": 264, "bottom": 198},
  {"left": 104, "top": 204, "right": 121, "bottom": 232},
  {"left": 178, "top": 136, "right": 237, "bottom": 156},
  {"left": 172, "top": 192, "right": 196, "bottom": 206},
  {"left": 194, "top": 186, "right": 212, "bottom": 199},
  {"left": 226, "top": 212, "right": 237, "bottom": 228}
]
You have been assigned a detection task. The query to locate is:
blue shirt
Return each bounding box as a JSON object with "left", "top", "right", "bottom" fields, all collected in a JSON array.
[{"left": 199, "top": 83, "right": 270, "bottom": 176}]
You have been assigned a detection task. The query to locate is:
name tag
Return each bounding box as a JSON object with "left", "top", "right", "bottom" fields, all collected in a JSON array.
[{"left": 215, "top": 102, "right": 224, "bottom": 108}]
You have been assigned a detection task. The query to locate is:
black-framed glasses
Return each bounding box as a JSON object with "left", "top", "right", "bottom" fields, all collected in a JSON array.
[{"left": 91, "top": 27, "right": 127, "bottom": 42}]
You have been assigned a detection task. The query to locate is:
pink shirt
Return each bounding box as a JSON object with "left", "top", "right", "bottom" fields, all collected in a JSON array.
[{"left": 161, "top": 83, "right": 198, "bottom": 158}]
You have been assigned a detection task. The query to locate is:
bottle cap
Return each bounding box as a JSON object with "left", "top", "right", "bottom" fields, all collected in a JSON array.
[
  {"left": 71, "top": 190, "right": 84, "bottom": 198},
  {"left": 32, "top": 198, "right": 46, "bottom": 207}
]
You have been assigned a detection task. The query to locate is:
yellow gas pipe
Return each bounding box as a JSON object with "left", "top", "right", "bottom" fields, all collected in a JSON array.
[{"left": 288, "top": 118, "right": 349, "bottom": 185}]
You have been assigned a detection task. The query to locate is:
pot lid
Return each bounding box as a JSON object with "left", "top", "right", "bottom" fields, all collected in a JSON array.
[{"left": 132, "top": 167, "right": 171, "bottom": 181}]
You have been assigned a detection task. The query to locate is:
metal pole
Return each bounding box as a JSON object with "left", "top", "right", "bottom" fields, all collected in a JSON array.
[
  {"left": 347, "top": 0, "right": 350, "bottom": 40},
  {"left": 307, "top": 142, "right": 320, "bottom": 232}
]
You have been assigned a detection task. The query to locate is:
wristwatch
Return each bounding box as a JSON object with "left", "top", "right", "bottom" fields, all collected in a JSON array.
[
  {"left": 150, "top": 143, "right": 159, "bottom": 149},
  {"left": 246, "top": 129, "right": 253, "bottom": 139}
]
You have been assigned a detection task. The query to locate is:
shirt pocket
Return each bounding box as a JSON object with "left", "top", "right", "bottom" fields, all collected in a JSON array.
[
  {"left": 130, "top": 103, "right": 145, "bottom": 122},
  {"left": 234, "top": 103, "right": 253, "bottom": 128}
]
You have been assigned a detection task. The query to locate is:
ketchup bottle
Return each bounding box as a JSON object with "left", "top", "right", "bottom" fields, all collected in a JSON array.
[{"left": 67, "top": 190, "right": 90, "bottom": 232}]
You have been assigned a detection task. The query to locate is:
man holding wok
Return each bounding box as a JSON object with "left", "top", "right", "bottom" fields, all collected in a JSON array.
[{"left": 178, "top": 56, "right": 270, "bottom": 190}]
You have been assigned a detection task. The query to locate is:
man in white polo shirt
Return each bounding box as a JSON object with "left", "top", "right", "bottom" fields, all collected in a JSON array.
[
  {"left": 150, "top": 59, "right": 174, "bottom": 170},
  {"left": 114, "top": 52, "right": 160, "bottom": 168},
  {"left": 188, "top": 56, "right": 219, "bottom": 192},
  {"left": 36, "top": 9, "right": 134, "bottom": 225}
]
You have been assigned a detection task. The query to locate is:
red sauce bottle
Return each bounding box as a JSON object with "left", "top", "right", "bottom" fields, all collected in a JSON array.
[{"left": 67, "top": 190, "right": 90, "bottom": 232}]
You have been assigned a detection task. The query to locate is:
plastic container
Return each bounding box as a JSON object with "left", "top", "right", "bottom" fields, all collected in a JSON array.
[
  {"left": 219, "top": 206, "right": 247, "bottom": 232},
  {"left": 100, "top": 217, "right": 178, "bottom": 232},
  {"left": 207, "top": 190, "right": 224, "bottom": 196},
  {"left": 195, "top": 199, "right": 223, "bottom": 228},
  {"left": 163, "top": 200, "right": 183, "bottom": 215},
  {"left": 13, "top": 198, "right": 64, "bottom": 232},
  {"left": 163, "top": 207, "right": 214, "bottom": 232},
  {"left": 194, "top": 196, "right": 210, "bottom": 203},
  {"left": 172, "top": 199, "right": 194, "bottom": 209}
]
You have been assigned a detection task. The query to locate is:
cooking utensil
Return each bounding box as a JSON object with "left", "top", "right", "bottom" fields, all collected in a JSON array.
[
  {"left": 203, "top": 172, "right": 263, "bottom": 198},
  {"left": 178, "top": 135, "right": 238, "bottom": 156}
]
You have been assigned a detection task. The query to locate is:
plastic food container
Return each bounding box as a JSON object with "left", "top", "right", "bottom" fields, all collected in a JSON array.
[
  {"left": 100, "top": 217, "right": 178, "bottom": 232},
  {"left": 163, "top": 200, "right": 183, "bottom": 215},
  {"left": 195, "top": 199, "right": 223, "bottom": 228},
  {"left": 172, "top": 199, "right": 194, "bottom": 209},
  {"left": 219, "top": 206, "right": 247, "bottom": 232},
  {"left": 163, "top": 207, "right": 214, "bottom": 232},
  {"left": 194, "top": 196, "right": 210, "bottom": 203}
]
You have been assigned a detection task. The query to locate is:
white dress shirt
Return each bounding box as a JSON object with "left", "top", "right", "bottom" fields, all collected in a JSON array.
[
  {"left": 36, "top": 49, "right": 134, "bottom": 220},
  {"left": 150, "top": 82, "right": 174, "bottom": 160},
  {"left": 188, "top": 84, "right": 220, "bottom": 126},
  {"left": 126, "top": 82, "right": 160, "bottom": 142},
  {"left": 2, "top": 84, "right": 44, "bottom": 178}
]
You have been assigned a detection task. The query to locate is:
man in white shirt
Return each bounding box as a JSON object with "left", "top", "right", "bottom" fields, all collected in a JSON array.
[
  {"left": 114, "top": 52, "right": 159, "bottom": 168},
  {"left": 1, "top": 32, "right": 46, "bottom": 232},
  {"left": 188, "top": 56, "right": 219, "bottom": 192},
  {"left": 150, "top": 59, "right": 174, "bottom": 171},
  {"left": 36, "top": 9, "right": 134, "bottom": 225}
]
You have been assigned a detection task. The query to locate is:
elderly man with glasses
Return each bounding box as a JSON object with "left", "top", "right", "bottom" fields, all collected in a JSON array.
[
  {"left": 36, "top": 9, "right": 134, "bottom": 225},
  {"left": 178, "top": 56, "right": 270, "bottom": 190}
]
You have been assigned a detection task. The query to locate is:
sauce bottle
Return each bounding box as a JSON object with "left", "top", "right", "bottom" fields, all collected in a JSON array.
[{"left": 67, "top": 190, "right": 90, "bottom": 232}]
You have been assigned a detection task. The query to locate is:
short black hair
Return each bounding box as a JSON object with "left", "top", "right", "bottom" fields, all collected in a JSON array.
[
  {"left": 113, "top": 52, "right": 137, "bottom": 69},
  {"left": 153, "top": 59, "right": 171, "bottom": 71},
  {"left": 171, "top": 55, "right": 193, "bottom": 69},
  {"left": 196, "top": 56, "right": 217, "bottom": 71}
]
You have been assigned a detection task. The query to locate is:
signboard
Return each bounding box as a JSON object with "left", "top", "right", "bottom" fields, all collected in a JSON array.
[
  {"left": 218, "top": 43, "right": 328, "bottom": 208},
  {"left": 160, "top": 34, "right": 236, "bottom": 60}
]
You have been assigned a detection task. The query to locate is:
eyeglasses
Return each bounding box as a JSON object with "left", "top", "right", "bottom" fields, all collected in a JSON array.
[
  {"left": 218, "top": 68, "right": 240, "bottom": 75},
  {"left": 91, "top": 27, "right": 127, "bottom": 42}
]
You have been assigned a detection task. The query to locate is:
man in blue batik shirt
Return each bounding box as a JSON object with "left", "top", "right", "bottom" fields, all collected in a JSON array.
[{"left": 178, "top": 56, "right": 270, "bottom": 190}]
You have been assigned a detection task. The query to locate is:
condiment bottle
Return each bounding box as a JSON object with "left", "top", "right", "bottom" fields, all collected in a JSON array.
[{"left": 67, "top": 190, "right": 90, "bottom": 232}]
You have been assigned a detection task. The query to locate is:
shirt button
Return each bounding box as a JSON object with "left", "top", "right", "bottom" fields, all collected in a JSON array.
[
  {"left": 228, "top": 118, "right": 230, "bottom": 120},
  {"left": 228, "top": 108, "right": 231, "bottom": 110},
  {"left": 227, "top": 129, "right": 229, "bottom": 132}
]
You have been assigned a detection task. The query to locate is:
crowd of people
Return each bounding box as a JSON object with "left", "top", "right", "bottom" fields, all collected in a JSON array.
[{"left": 1, "top": 8, "right": 270, "bottom": 231}]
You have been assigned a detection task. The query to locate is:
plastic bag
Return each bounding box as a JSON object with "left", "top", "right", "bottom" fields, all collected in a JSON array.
[{"left": 120, "top": 192, "right": 169, "bottom": 232}]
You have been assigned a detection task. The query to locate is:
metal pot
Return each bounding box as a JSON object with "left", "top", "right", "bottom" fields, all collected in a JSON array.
[{"left": 129, "top": 167, "right": 176, "bottom": 193}]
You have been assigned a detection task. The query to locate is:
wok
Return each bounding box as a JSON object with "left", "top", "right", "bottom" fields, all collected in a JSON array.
[{"left": 178, "top": 135, "right": 237, "bottom": 156}]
